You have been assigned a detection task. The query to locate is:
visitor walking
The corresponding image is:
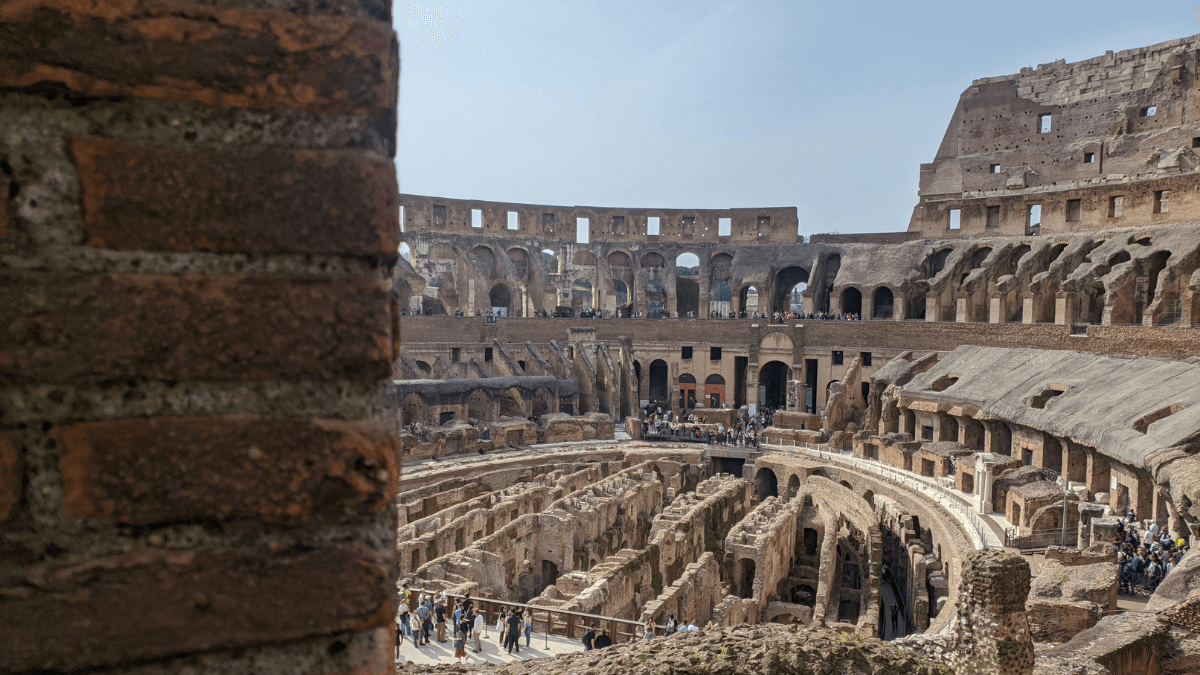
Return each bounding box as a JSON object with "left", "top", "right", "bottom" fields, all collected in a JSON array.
[
  {"left": 435, "top": 600, "right": 447, "bottom": 642},
  {"left": 505, "top": 610, "right": 522, "bottom": 654},
  {"left": 472, "top": 610, "right": 484, "bottom": 652},
  {"left": 581, "top": 624, "right": 596, "bottom": 651},
  {"left": 523, "top": 608, "right": 533, "bottom": 647},
  {"left": 890, "top": 605, "right": 899, "bottom": 635},
  {"left": 453, "top": 621, "right": 468, "bottom": 662}
]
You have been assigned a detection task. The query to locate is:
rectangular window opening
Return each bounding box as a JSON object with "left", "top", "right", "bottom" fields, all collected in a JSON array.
[
  {"left": 1066, "top": 199, "right": 1081, "bottom": 222},
  {"left": 1193, "top": 137, "right": 1200, "bottom": 148},
  {"left": 832, "top": 350, "right": 844, "bottom": 366},
  {"left": 399, "top": 205, "right": 406, "bottom": 232},
  {"left": 647, "top": 216, "right": 660, "bottom": 235},
  {"left": 471, "top": 208, "right": 482, "bottom": 229},
  {"left": 1154, "top": 190, "right": 1169, "bottom": 214},
  {"left": 506, "top": 211, "right": 519, "bottom": 231},
  {"left": 433, "top": 204, "right": 446, "bottom": 225},
  {"left": 450, "top": 347, "right": 461, "bottom": 362},
  {"left": 922, "top": 426, "right": 934, "bottom": 441},
  {"left": 484, "top": 347, "right": 493, "bottom": 362},
  {"left": 576, "top": 217, "right": 589, "bottom": 244},
  {"left": 1141, "top": 106, "right": 1157, "bottom": 117},
  {"left": 1108, "top": 196, "right": 1123, "bottom": 218},
  {"left": 611, "top": 215, "right": 625, "bottom": 235},
  {"left": 860, "top": 352, "right": 872, "bottom": 367},
  {"left": 989, "top": 164, "right": 1001, "bottom": 174},
  {"left": 718, "top": 217, "right": 732, "bottom": 237},
  {"left": 710, "top": 347, "right": 722, "bottom": 361},
  {"left": 1027, "top": 204, "right": 1042, "bottom": 227},
  {"left": 986, "top": 205, "right": 1000, "bottom": 228},
  {"left": 1083, "top": 152, "right": 1095, "bottom": 164},
  {"left": 1039, "top": 114, "right": 1052, "bottom": 134},
  {"left": 948, "top": 208, "right": 961, "bottom": 230},
  {"left": 681, "top": 346, "right": 693, "bottom": 360}
]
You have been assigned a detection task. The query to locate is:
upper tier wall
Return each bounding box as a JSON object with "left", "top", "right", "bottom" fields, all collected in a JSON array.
[
  {"left": 400, "top": 193, "right": 801, "bottom": 245},
  {"left": 910, "top": 33, "right": 1200, "bottom": 237}
]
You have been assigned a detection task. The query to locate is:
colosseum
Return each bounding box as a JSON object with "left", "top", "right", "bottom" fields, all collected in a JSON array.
[
  {"left": 389, "top": 33, "right": 1200, "bottom": 675},
  {"left": 1, "top": 1, "right": 1198, "bottom": 674}
]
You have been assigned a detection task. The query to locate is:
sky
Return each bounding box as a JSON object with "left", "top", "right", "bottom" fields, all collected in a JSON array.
[{"left": 394, "top": 1, "right": 1200, "bottom": 236}]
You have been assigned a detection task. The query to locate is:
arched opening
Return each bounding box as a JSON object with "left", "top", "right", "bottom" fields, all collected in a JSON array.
[
  {"left": 862, "top": 490, "right": 875, "bottom": 508},
  {"left": 541, "top": 249, "right": 559, "bottom": 274},
  {"left": 675, "top": 253, "right": 700, "bottom": 317},
  {"left": 573, "top": 250, "right": 596, "bottom": 266},
  {"left": 649, "top": 359, "right": 669, "bottom": 405},
  {"left": 840, "top": 288, "right": 862, "bottom": 316},
  {"left": 755, "top": 467, "right": 779, "bottom": 501},
  {"left": 839, "top": 480, "right": 853, "bottom": 490},
  {"left": 571, "top": 279, "right": 593, "bottom": 314},
  {"left": 613, "top": 279, "right": 629, "bottom": 314},
  {"left": 402, "top": 393, "right": 427, "bottom": 426},
  {"left": 759, "top": 361, "right": 792, "bottom": 410},
  {"left": 705, "top": 374, "right": 726, "bottom": 408},
  {"left": 872, "top": 287, "right": 894, "bottom": 319},
  {"left": 499, "top": 387, "right": 524, "bottom": 418},
  {"left": 467, "top": 389, "right": 491, "bottom": 422},
  {"left": 540, "top": 559, "right": 559, "bottom": 590},
  {"left": 647, "top": 280, "right": 667, "bottom": 318},
  {"left": 489, "top": 283, "right": 513, "bottom": 317},
  {"left": 532, "top": 387, "right": 554, "bottom": 418},
  {"left": 678, "top": 373, "right": 697, "bottom": 410},
  {"left": 816, "top": 255, "right": 841, "bottom": 313},
  {"left": 773, "top": 266, "right": 810, "bottom": 314},
  {"left": 733, "top": 558, "right": 757, "bottom": 599},
  {"left": 710, "top": 280, "right": 732, "bottom": 317},
  {"left": 740, "top": 285, "right": 760, "bottom": 314},
  {"left": 472, "top": 245, "right": 497, "bottom": 278},
  {"left": 1009, "top": 244, "right": 1031, "bottom": 274},
  {"left": 787, "top": 474, "right": 800, "bottom": 498},
  {"left": 415, "top": 360, "right": 432, "bottom": 375}
]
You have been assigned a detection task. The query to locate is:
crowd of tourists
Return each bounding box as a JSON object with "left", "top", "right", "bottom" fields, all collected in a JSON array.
[
  {"left": 1113, "top": 513, "right": 1190, "bottom": 595},
  {"left": 642, "top": 406, "right": 781, "bottom": 447},
  {"left": 397, "top": 584, "right": 535, "bottom": 663},
  {"left": 395, "top": 307, "right": 865, "bottom": 321}
]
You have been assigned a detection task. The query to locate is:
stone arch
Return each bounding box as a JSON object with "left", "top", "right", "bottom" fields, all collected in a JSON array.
[
  {"left": 862, "top": 490, "right": 875, "bottom": 508},
  {"left": 467, "top": 388, "right": 491, "bottom": 422},
  {"left": 532, "top": 387, "right": 554, "bottom": 418},
  {"left": 787, "top": 473, "right": 801, "bottom": 498},
  {"left": 759, "top": 332, "right": 794, "bottom": 352},
  {"left": 755, "top": 467, "right": 779, "bottom": 501},
  {"left": 675, "top": 252, "right": 700, "bottom": 316},
  {"left": 774, "top": 266, "right": 809, "bottom": 314},
  {"left": 402, "top": 392, "right": 427, "bottom": 426},
  {"left": 840, "top": 287, "right": 862, "bottom": 316},
  {"left": 472, "top": 246, "right": 496, "bottom": 279},
  {"left": 573, "top": 250, "right": 596, "bottom": 266},
  {"left": 571, "top": 279, "right": 593, "bottom": 312},
  {"left": 489, "top": 282, "right": 516, "bottom": 316},
  {"left": 872, "top": 286, "right": 894, "bottom": 319},
  {"left": 705, "top": 373, "right": 726, "bottom": 408},
  {"left": 499, "top": 387, "right": 525, "bottom": 418},
  {"left": 733, "top": 558, "right": 757, "bottom": 599},
  {"left": 739, "top": 284, "right": 761, "bottom": 314},
  {"left": 679, "top": 373, "right": 697, "bottom": 410}
]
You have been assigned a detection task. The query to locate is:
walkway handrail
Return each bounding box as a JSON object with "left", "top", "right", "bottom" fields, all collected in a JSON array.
[
  {"left": 400, "top": 588, "right": 660, "bottom": 647},
  {"left": 761, "top": 442, "right": 995, "bottom": 550}
]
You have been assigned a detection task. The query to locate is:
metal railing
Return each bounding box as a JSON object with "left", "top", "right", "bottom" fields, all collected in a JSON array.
[
  {"left": 400, "top": 589, "right": 657, "bottom": 650},
  {"left": 1003, "top": 527, "right": 1078, "bottom": 552},
  {"left": 760, "top": 440, "right": 994, "bottom": 550}
]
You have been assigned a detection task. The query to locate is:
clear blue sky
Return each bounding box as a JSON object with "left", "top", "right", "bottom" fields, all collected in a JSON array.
[{"left": 394, "top": 1, "right": 1199, "bottom": 235}]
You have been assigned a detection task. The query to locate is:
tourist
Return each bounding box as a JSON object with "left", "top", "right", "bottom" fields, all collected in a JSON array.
[
  {"left": 664, "top": 613, "right": 677, "bottom": 636},
  {"left": 581, "top": 624, "right": 596, "bottom": 650},
  {"left": 686, "top": 620, "right": 699, "bottom": 631},
  {"left": 415, "top": 599, "right": 431, "bottom": 645},
  {"left": 523, "top": 608, "right": 533, "bottom": 647},
  {"left": 435, "top": 600, "right": 448, "bottom": 642},
  {"left": 472, "top": 610, "right": 484, "bottom": 652},
  {"left": 398, "top": 599, "right": 411, "bottom": 646},
  {"left": 496, "top": 609, "right": 507, "bottom": 644},
  {"left": 643, "top": 617, "right": 656, "bottom": 639},
  {"left": 891, "top": 604, "right": 899, "bottom": 634},
  {"left": 505, "top": 610, "right": 522, "bottom": 654},
  {"left": 453, "top": 621, "right": 467, "bottom": 662},
  {"left": 593, "top": 628, "right": 613, "bottom": 649}
]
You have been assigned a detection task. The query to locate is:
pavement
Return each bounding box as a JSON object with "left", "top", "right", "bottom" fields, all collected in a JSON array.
[{"left": 396, "top": 631, "right": 583, "bottom": 667}]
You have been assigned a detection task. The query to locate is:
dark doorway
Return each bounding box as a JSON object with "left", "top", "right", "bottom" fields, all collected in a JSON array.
[
  {"left": 873, "top": 287, "right": 894, "bottom": 319},
  {"left": 755, "top": 468, "right": 779, "bottom": 501},
  {"left": 841, "top": 288, "right": 862, "bottom": 316},
  {"left": 649, "top": 359, "right": 669, "bottom": 404},
  {"left": 760, "top": 361, "right": 791, "bottom": 410},
  {"left": 712, "top": 456, "right": 745, "bottom": 477},
  {"left": 773, "top": 266, "right": 809, "bottom": 314},
  {"left": 734, "top": 356, "right": 748, "bottom": 408},
  {"left": 805, "top": 359, "right": 818, "bottom": 413}
]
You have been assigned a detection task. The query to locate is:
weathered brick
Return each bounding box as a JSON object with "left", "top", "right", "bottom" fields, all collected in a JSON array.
[
  {"left": 0, "top": 544, "right": 395, "bottom": 672},
  {"left": 0, "top": 273, "right": 393, "bottom": 384},
  {"left": 55, "top": 416, "right": 397, "bottom": 524},
  {"left": 0, "top": 435, "right": 21, "bottom": 522},
  {"left": 73, "top": 136, "right": 399, "bottom": 256},
  {"left": 0, "top": 0, "right": 397, "bottom": 124}
]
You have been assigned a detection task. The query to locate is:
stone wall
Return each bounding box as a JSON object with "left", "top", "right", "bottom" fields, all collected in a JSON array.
[{"left": 0, "top": 1, "right": 401, "bottom": 673}]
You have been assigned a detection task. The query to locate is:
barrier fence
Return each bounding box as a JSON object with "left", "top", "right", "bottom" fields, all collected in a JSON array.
[
  {"left": 400, "top": 589, "right": 658, "bottom": 651},
  {"left": 760, "top": 440, "right": 994, "bottom": 550}
]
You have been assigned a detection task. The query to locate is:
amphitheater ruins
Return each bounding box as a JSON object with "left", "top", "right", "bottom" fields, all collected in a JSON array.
[
  {"left": 391, "top": 33, "right": 1200, "bottom": 675},
  {"left": 2, "top": 1, "right": 1200, "bottom": 673}
]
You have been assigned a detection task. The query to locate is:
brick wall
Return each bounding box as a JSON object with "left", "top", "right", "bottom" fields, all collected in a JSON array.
[{"left": 0, "top": 2, "right": 401, "bottom": 674}]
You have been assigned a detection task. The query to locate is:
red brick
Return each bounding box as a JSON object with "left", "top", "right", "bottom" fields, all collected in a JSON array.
[
  {"left": 0, "top": 544, "right": 395, "bottom": 672},
  {"left": 0, "top": 273, "right": 393, "bottom": 384},
  {"left": 55, "top": 416, "right": 397, "bottom": 525},
  {"left": 72, "top": 136, "right": 399, "bottom": 256},
  {"left": 0, "top": 435, "right": 21, "bottom": 522},
  {"left": 0, "top": 0, "right": 396, "bottom": 121}
]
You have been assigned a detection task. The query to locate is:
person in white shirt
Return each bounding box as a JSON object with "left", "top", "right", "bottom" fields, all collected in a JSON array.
[{"left": 472, "top": 611, "right": 484, "bottom": 652}]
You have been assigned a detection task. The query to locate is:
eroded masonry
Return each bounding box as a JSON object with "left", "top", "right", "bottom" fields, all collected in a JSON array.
[{"left": 395, "top": 34, "right": 1200, "bottom": 675}]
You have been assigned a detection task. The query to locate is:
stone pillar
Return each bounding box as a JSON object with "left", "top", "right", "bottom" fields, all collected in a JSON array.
[
  {"left": 1021, "top": 293, "right": 1036, "bottom": 325},
  {"left": 1055, "top": 292, "right": 1075, "bottom": 325},
  {"left": 926, "top": 295, "right": 941, "bottom": 322},
  {"left": 989, "top": 294, "right": 1004, "bottom": 324},
  {"left": 947, "top": 550, "right": 1034, "bottom": 675},
  {"left": 893, "top": 291, "right": 908, "bottom": 320},
  {"left": 1085, "top": 449, "right": 1111, "bottom": 496},
  {"left": 975, "top": 455, "right": 995, "bottom": 514},
  {"left": 956, "top": 297, "right": 970, "bottom": 323}
]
